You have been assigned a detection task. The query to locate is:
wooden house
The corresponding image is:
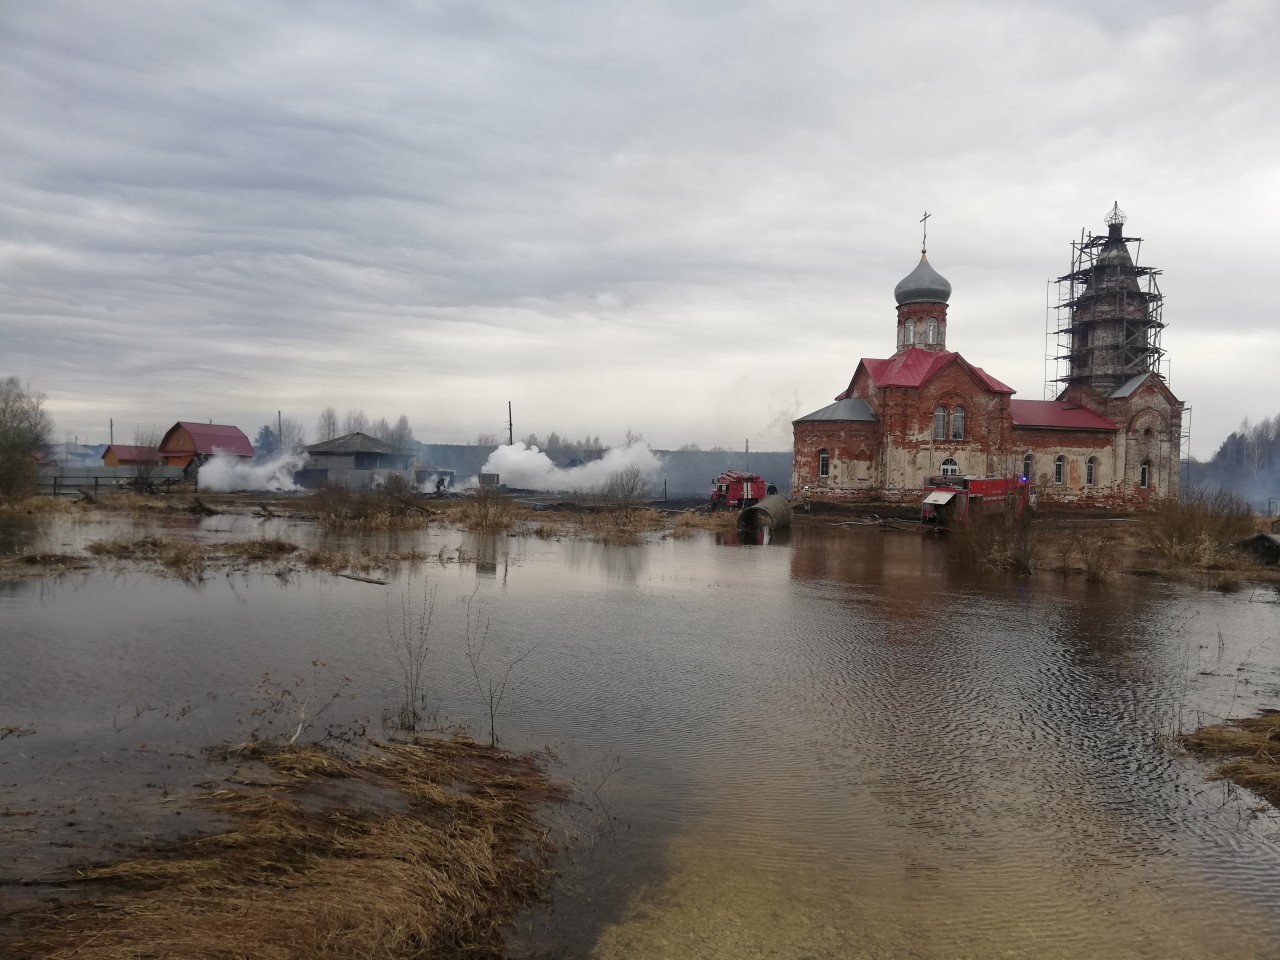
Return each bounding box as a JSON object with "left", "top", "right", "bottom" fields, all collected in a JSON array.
[
  {"left": 102, "top": 444, "right": 161, "bottom": 468},
  {"left": 158, "top": 422, "right": 254, "bottom": 472}
]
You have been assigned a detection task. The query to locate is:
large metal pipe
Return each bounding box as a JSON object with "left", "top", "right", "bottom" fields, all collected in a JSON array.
[{"left": 737, "top": 493, "right": 793, "bottom": 532}]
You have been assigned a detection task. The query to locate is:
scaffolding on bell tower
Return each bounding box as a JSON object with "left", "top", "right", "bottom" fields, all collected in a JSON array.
[{"left": 1048, "top": 203, "right": 1167, "bottom": 397}]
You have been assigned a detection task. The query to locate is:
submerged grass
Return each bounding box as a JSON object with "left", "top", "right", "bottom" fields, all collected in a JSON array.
[
  {"left": 672, "top": 510, "right": 737, "bottom": 538},
  {"left": 2, "top": 736, "right": 568, "bottom": 960},
  {"left": 1181, "top": 711, "right": 1280, "bottom": 809},
  {"left": 85, "top": 536, "right": 301, "bottom": 581}
]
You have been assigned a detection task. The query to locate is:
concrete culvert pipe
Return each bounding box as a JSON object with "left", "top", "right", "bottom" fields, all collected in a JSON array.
[{"left": 738, "top": 494, "right": 793, "bottom": 532}]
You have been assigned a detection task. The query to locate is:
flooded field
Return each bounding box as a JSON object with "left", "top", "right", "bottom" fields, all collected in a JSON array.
[{"left": 4, "top": 511, "right": 1280, "bottom": 958}]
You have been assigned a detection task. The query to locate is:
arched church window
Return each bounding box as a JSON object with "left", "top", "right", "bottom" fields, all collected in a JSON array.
[
  {"left": 819, "top": 449, "right": 830, "bottom": 478},
  {"left": 1139, "top": 460, "right": 1150, "bottom": 488},
  {"left": 1022, "top": 453, "right": 1033, "bottom": 480},
  {"left": 904, "top": 320, "right": 915, "bottom": 345},
  {"left": 940, "top": 457, "right": 959, "bottom": 477},
  {"left": 1086, "top": 456, "right": 1098, "bottom": 487},
  {"left": 950, "top": 406, "right": 965, "bottom": 440},
  {"left": 933, "top": 407, "right": 946, "bottom": 440},
  {"left": 926, "top": 318, "right": 937, "bottom": 344},
  {"left": 1054, "top": 455, "right": 1065, "bottom": 485}
]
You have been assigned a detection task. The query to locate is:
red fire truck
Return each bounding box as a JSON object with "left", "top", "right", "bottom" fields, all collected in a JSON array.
[
  {"left": 920, "top": 475, "right": 1035, "bottom": 527},
  {"left": 709, "top": 471, "right": 771, "bottom": 510}
]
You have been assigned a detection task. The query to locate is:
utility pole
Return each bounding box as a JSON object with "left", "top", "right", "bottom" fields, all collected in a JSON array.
[
  {"left": 109, "top": 418, "right": 114, "bottom": 445},
  {"left": 745, "top": 438, "right": 749, "bottom": 472},
  {"left": 278, "top": 410, "right": 282, "bottom": 452},
  {"left": 507, "top": 401, "right": 513, "bottom": 446}
]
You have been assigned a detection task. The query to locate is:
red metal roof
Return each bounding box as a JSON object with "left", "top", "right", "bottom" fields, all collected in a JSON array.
[
  {"left": 1010, "top": 400, "right": 1118, "bottom": 431},
  {"left": 162, "top": 422, "right": 255, "bottom": 457},
  {"left": 843, "top": 348, "right": 1014, "bottom": 396}
]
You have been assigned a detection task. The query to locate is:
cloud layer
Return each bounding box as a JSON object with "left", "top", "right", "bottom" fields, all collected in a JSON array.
[{"left": 4, "top": 1, "right": 1278, "bottom": 458}]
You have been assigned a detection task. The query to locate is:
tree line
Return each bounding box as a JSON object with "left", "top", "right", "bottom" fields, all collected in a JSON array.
[{"left": 1188, "top": 414, "right": 1280, "bottom": 509}]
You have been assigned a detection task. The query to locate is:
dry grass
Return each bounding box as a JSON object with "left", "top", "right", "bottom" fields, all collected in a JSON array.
[
  {"left": 1181, "top": 711, "right": 1280, "bottom": 809},
  {"left": 1141, "top": 486, "right": 1256, "bottom": 567},
  {"left": 1, "top": 736, "right": 567, "bottom": 960},
  {"left": 449, "top": 490, "right": 521, "bottom": 533},
  {"left": 0, "top": 495, "right": 84, "bottom": 515},
  {"left": 573, "top": 508, "right": 668, "bottom": 545},
  {"left": 302, "top": 547, "right": 428, "bottom": 575},
  {"left": 312, "top": 489, "right": 438, "bottom": 530},
  {"left": 672, "top": 509, "right": 736, "bottom": 538}
]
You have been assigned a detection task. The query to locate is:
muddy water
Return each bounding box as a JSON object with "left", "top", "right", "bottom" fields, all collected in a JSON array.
[{"left": 3, "top": 514, "right": 1280, "bottom": 958}]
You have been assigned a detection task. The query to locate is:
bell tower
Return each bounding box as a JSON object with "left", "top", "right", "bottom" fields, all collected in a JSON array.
[
  {"left": 1054, "top": 203, "right": 1165, "bottom": 394},
  {"left": 893, "top": 212, "right": 952, "bottom": 353}
]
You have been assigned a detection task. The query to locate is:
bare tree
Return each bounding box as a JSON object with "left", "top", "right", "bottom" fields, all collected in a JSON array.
[
  {"left": 316, "top": 407, "right": 339, "bottom": 442},
  {"left": 131, "top": 426, "right": 163, "bottom": 492},
  {"left": 279, "top": 418, "right": 306, "bottom": 452},
  {"left": 370, "top": 417, "right": 392, "bottom": 443},
  {"left": 388, "top": 415, "right": 414, "bottom": 453},
  {"left": 344, "top": 409, "right": 369, "bottom": 435},
  {"left": 0, "top": 377, "right": 54, "bottom": 497}
]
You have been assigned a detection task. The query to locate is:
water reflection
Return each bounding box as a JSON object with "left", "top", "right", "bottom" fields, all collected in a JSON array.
[{"left": 2, "top": 519, "right": 1279, "bottom": 958}]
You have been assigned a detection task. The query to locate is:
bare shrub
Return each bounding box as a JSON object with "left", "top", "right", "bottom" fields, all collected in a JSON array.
[
  {"left": 453, "top": 488, "right": 518, "bottom": 532},
  {"left": 387, "top": 581, "right": 436, "bottom": 733},
  {"left": 948, "top": 509, "right": 1038, "bottom": 574},
  {"left": 463, "top": 591, "right": 533, "bottom": 747},
  {"left": 1142, "top": 486, "right": 1255, "bottom": 566},
  {"left": 596, "top": 465, "right": 649, "bottom": 504},
  {"left": 1071, "top": 531, "right": 1120, "bottom": 583}
]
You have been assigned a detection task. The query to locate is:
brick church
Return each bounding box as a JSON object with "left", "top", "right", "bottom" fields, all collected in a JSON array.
[{"left": 792, "top": 206, "right": 1184, "bottom": 508}]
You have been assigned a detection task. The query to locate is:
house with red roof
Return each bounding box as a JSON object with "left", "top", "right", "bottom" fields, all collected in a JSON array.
[
  {"left": 793, "top": 207, "right": 1184, "bottom": 508},
  {"left": 158, "top": 422, "right": 254, "bottom": 476}
]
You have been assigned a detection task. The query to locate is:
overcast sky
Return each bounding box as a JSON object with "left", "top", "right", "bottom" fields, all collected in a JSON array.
[{"left": 4, "top": 0, "right": 1277, "bottom": 458}]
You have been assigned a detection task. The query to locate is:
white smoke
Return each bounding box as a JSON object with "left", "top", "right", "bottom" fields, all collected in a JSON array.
[
  {"left": 471, "top": 442, "right": 664, "bottom": 493},
  {"left": 197, "top": 448, "right": 308, "bottom": 492}
]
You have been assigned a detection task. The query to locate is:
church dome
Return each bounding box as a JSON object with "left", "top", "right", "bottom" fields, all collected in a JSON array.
[{"left": 894, "top": 254, "right": 952, "bottom": 305}]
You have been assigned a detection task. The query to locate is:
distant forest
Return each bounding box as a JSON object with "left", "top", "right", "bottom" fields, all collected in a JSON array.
[{"left": 1187, "top": 414, "right": 1280, "bottom": 511}]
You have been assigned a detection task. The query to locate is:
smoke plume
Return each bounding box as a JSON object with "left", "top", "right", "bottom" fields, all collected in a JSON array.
[
  {"left": 198, "top": 448, "right": 308, "bottom": 492},
  {"left": 472, "top": 442, "right": 664, "bottom": 493}
]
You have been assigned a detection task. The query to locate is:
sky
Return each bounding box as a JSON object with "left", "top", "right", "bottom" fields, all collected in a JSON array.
[{"left": 4, "top": 1, "right": 1277, "bottom": 459}]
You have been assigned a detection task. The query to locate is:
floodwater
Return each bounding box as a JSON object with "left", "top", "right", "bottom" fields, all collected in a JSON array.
[{"left": 3, "top": 513, "right": 1280, "bottom": 959}]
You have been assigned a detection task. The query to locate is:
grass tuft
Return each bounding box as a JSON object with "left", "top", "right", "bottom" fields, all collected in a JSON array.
[
  {"left": 2, "top": 736, "right": 567, "bottom": 960},
  {"left": 1182, "top": 711, "right": 1280, "bottom": 808}
]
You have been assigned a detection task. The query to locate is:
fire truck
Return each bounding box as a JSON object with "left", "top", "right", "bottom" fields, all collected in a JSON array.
[
  {"left": 920, "top": 475, "right": 1035, "bottom": 527},
  {"left": 709, "top": 471, "right": 772, "bottom": 511}
]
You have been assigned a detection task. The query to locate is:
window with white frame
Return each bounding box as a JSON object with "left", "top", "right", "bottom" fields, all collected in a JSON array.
[
  {"left": 1140, "top": 460, "right": 1150, "bottom": 488},
  {"left": 819, "top": 449, "right": 830, "bottom": 478},
  {"left": 950, "top": 406, "right": 965, "bottom": 440},
  {"left": 1086, "top": 456, "right": 1098, "bottom": 487},
  {"left": 933, "top": 407, "right": 946, "bottom": 440},
  {"left": 940, "top": 457, "right": 959, "bottom": 477},
  {"left": 1054, "top": 455, "right": 1065, "bottom": 484}
]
